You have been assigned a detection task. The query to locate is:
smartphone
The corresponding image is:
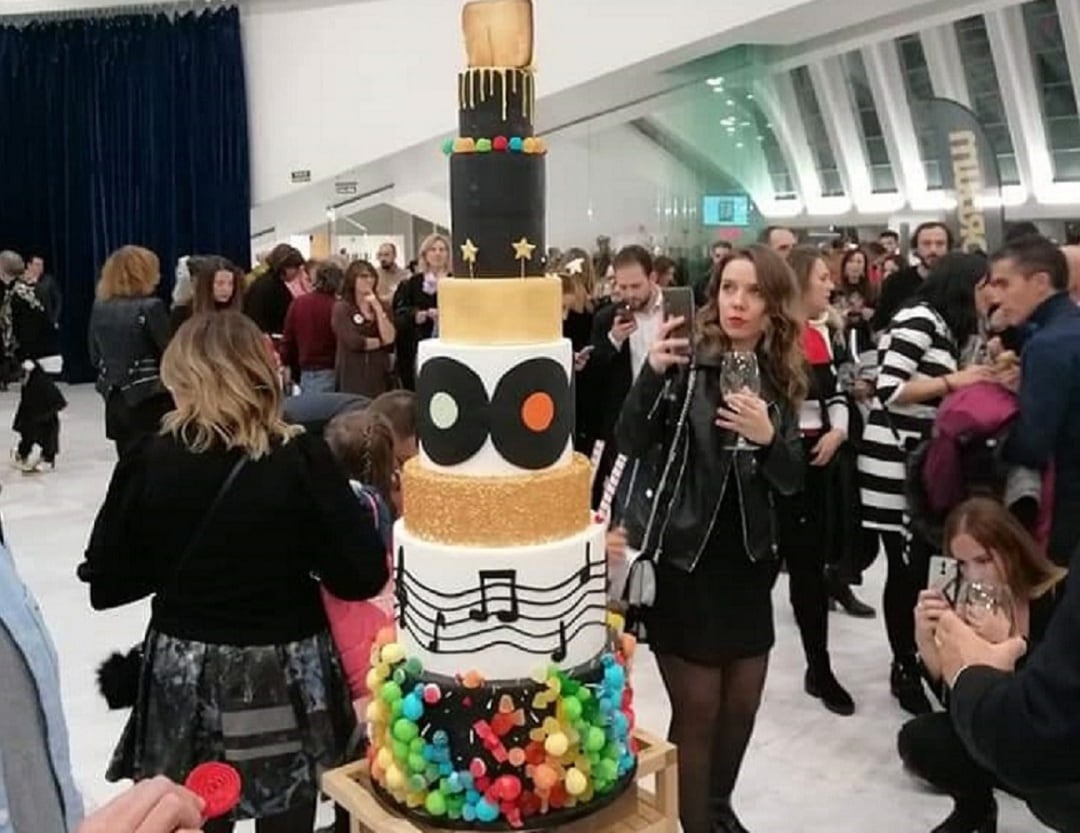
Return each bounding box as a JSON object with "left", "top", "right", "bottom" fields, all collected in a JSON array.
[
  {"left": 662, "top": 287, "right": 696, "bottom": 354},
  {"left": 927, "top": 555, "right": 960, "bottom": 606},
  {"left": 615, "top": 302, "right": 634, "bottom": 324}
]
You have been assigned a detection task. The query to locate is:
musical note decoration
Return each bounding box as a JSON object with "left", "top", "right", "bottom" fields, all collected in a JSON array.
[
  {"left": 469, "top": 570, "right": 521, "bottom": 623},
  {"left": 460, "top": 238, "right": 479, "bottom": 278},
  {"left": 395, "top": 540, "right": 608, "bottom": 658},
  {"left": 565, "top": 257, "right": 585, "bottom": 276},
  {"left": 512, "top": 236, "right": 536, "bottom": 278},
  {"left": 430, "top": 612, "right": 446, "bottom": 652},
  {"left": 551, "top": 620, "right": 567, "bottom": 662},
  {"left": 395, "top": 546, "right": 408, "bottom": 628}
]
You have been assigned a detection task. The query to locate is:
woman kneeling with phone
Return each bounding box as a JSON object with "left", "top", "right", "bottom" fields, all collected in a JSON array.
[{"left": 899, "top": 497, "right": 1066, "bottom": 833}]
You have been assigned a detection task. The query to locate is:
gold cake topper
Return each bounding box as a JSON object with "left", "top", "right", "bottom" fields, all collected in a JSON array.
[{"left": 462, "top": 0, "right": 534, "bottom": 68}]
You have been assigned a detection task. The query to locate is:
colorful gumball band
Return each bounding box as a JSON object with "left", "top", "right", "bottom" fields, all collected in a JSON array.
[
  {"left": 443, "top": 136, "right": 547, "bottom": 156},
  {"left": 365, "top": 624, "right": 637, "bottom": 828}
]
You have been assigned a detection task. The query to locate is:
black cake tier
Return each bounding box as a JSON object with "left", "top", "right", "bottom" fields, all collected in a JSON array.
[
  {"left": 451, "top": 152, "right": 546, "bottom": 278},
  {"left": 459, "top": 67, "right": 535, "bottom": 140}
]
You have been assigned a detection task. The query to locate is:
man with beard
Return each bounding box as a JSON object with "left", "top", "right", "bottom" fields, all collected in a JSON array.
[
  {"left": 375, "top": 242, "right": 409, "bottom": 303},
  {"left": 871, "top": 221, "right": 953, "bottom": 332},
  {"left": 585, "top": 245, "right": 662, "bottom": 503}
]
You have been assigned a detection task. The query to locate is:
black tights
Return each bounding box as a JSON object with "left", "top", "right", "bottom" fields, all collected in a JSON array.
[
  {"left": 881, "top": 531, "right": 932, "bottom": 665},
  {"left": 203, "top": 801, "right": 323, "bottom": 833},
  {"left": 657, "top": 651, "right": 769, "bottom": 833}
]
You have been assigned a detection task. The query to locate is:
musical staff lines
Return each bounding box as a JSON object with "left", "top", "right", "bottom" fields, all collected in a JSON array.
[{"left": 397, "top": 542, "right": 607, "bottom": 660}]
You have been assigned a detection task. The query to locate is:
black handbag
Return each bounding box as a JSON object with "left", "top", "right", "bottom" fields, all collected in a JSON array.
[{"left": 93, "top": 454, "right": 248, "bottom": 709}]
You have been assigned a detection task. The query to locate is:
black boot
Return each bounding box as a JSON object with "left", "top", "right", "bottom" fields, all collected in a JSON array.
[
  {"left": 891, "top": 659, "right": 932, "bottom": 716},
  {"left": 930, "top": 796, "right": 997, "bottom": 833},
  {"left": 827, "top": 577, "right": 876, "bottom": 618},
  {"left": 712, "top": 800, "right": 751, "bottom": 833},
  {"left": 805, "top": 665, "right": 855, "bottom": 716}
]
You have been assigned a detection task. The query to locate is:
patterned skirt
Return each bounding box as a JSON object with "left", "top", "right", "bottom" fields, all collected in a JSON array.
[{"left": 107, "top": 628, "right": 358, "bottom": 820}]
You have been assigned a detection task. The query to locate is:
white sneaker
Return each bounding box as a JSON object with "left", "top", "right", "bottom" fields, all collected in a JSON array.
[{"left": 12, "top": 448, "right": 41, "bottom": 473}]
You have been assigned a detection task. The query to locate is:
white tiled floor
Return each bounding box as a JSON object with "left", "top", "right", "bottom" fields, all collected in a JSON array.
[{"left": 1, "top": 386, "right": 1049, "bottom": 832}]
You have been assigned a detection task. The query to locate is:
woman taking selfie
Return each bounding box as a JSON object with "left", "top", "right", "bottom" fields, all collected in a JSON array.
[
  {"left": 80, "top": 312, "right": 388, "bottom": 833},
  {"left": 899, "top": 497, "right": 1065, "bottom": 833},
  {"left": 616, "top": 244, "right": 805, "bottom": 833}
]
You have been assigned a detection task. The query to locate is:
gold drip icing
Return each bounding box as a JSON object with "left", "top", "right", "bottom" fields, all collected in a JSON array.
[{"left": 457, "top": 68, "right": 535, "bottom": 128}]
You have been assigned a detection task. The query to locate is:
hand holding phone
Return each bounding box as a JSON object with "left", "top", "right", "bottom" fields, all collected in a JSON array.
[
  {"left": 927, "top": 555, "right": 960, "bottom": 605},
  {"left": 662, "top": 287, "right": 696, "bottom": 356}
]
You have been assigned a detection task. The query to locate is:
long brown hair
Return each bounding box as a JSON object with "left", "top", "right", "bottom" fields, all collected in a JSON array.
[
  {"left": 191, "top": 256, "right": 243, "bottom": 314},
  {"left": 944, "top": 498, "right": 1067, "bottom": 600},
  {"left": 161, "top": 311, "right": 300, "bottom": 459},
  {"left": 698, "top": 245, "right": 807, "bottom": 406}
]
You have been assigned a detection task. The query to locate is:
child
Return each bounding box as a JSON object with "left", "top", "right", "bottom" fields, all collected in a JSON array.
[{"left": 322, "top": 410, "right": 399, "bottom": 717}]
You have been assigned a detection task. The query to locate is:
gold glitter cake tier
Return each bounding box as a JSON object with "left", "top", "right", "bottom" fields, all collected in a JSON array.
[
  {"left": 438, "top": 277, "right": 562, "bottom": 345},
  {"left": 401, "top": 452, "right": 592, "bottom": 546}
]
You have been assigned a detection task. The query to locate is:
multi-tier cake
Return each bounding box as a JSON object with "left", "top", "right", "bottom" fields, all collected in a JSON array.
[{"left": 364, "top": 0, "right": 637, "bottom": 828}]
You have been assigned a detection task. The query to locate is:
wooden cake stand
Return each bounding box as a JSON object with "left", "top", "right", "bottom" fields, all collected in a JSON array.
[{"left": 322, "top": 728, "right": 678, "bottom": 833}]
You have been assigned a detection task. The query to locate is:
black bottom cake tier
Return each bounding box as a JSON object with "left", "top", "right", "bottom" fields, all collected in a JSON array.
[{"left": 365, "top": 629, "right": 638, "bottom": 829}]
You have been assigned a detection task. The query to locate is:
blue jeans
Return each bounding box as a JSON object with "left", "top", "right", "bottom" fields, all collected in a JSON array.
[{"left": 300, "top": 368, "right": 336, "bottom": 395}]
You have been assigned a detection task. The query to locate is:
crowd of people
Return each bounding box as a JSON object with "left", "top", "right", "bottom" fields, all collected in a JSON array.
[{"left": 0, "top": 222, "right": 1078, "bottom": 833}]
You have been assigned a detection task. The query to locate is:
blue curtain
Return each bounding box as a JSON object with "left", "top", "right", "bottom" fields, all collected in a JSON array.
[{"left": 0, "top": 7, "right": 251, "bottom": 382}]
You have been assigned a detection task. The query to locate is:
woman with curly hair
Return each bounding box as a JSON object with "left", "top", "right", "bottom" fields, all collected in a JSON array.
[{"left": 616, "top": 244, "right": 806, "bottom": 833}]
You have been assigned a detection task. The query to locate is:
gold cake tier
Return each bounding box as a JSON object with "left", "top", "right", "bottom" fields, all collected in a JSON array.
[
  {"left": 438, "top": 277, "right": 562, "bottom": 345},
  {"left": 401, "top": 453, "right": 591, "bottom": 546}
]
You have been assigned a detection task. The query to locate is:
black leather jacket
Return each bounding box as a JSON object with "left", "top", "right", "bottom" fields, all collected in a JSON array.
[
  {"left": 88, "top": 296, "right": 170, "bottom": 403},
  {"left": 615, "top": 355, "right": 804, "bottom": 571}
]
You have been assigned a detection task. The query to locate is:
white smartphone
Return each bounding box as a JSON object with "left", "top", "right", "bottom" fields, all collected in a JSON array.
[{"left": 927, "top": 555, "right": 960, "bottom": 606}]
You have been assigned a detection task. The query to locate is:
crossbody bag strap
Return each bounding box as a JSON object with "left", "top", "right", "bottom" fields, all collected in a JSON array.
[{"left": 163, "top": 455, "right": 248, "bottom": 597}]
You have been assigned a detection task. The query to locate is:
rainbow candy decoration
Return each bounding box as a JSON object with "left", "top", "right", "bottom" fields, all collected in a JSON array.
[{"left": 365, "top": 625, "right": 637, "bottom": 828}]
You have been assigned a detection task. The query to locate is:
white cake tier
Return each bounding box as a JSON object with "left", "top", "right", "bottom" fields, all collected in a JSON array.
[
  {"left": 415, "top": 338, "right": 574, "bottom": 477},
  {"left": 392, "top": 517, "right": 608, "bottom": 681}
]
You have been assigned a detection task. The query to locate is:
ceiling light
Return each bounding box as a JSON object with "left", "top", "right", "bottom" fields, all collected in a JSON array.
[
  {"left": 726, "top": 99, "right": 735, "bottom": 106},
  {"left": 745, "top": 93, "right": 754, "bottom": 100},
  {"left": 736, "top": 142, "right": 744, "bottom": 148},
  {"left": 706, "top": 77, "right": 724, "bottom": 86}
]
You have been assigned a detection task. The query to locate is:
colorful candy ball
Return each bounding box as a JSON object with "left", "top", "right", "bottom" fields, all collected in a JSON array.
[
  {"left": 544, "top": 732, "right": 569, "bottom": 757},
  {"left": 476, "top": 138, "right": 492, "bottom": 153},
  {"left": 402, "top": 693, "right": 424, "bottom": 721},
  {"left": 423, "top": 684, "right": 442, "bottom": 705},
  {"left": 585, "top": 726, "right": 606, "bottom": 753},
  {"left": 565, "top": 767, "right": 588, "bottom": 796},
  {"left": 475, "top": 797, "right": 499, "bottom": 823},
  {"left": 425, "top": 791, "right": 448, "bottom": 816},
  {"left": 533, "top": 763, "right": 558, "bottom": 791},
  {"left": 381, "top": 642, "right": 405, "bottom": 664},
  {"left": 441, "top": 138, "right": 454, "bottom": 155},
  {"left": 493, "top": 135, "right": 509, "bottom": 151},
  {"left": 380, "top": 680, "right": 402, "bottom": 703},
  {"left": 509, "top": 136, "right": 524, "bottom": 153},
  {"left": 392, "top": 718, "right": 419, "bottom": 743}
]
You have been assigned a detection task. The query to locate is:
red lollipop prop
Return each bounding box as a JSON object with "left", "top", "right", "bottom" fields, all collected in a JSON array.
[{"left": 185, "top": 762, "right": 242, "bottom": 819}]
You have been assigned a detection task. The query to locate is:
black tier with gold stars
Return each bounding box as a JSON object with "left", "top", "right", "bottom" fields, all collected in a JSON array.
[{"left": 450, "top": 148, "right": 545, "bottom": 279}]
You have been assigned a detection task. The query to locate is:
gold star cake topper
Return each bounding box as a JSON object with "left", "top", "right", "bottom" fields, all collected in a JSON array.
[
  {"left": 512, "top": 236, "right": 536, "bottom": 277},
  {"left": 460, "top": 238, "right": 479, "bottom": 277}
]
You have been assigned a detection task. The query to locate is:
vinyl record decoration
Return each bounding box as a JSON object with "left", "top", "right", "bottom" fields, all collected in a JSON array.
[
  {"left": 418, "top": 357, "right": 491, "bottom": 466},
  {"left": 491, "top": 357, "right": 572, "bottom": 470}
]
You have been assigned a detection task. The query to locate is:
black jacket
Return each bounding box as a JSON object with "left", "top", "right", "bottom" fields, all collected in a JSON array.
[
  {"left": 615, "top": 355, "right": 804, "bottom": 569},
  {"left": 244, "top": 273, "right": 293, "bottom": 337},
  {"left": 392, "top": 274, "right": 438, "bottom": 388},
  {"left": 88, "top": 297, "right": 170, "bottom": 404},
  {"left": 951, "top": 560, "right": 1080, "bottom": 820},
  {"left": 10, "top": 282, "right": 59, "bottom": 361},
  {"left": 586, "top": 302, "right": 634, "bottom": 443}
]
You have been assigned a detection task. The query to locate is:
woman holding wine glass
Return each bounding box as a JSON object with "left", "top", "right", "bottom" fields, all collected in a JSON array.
[
  {"left": 616, "top": 244, "right": 805, "bottom": 833},
  {"left": 899, "top": 497, "right": 1066, "bottom": 833}
]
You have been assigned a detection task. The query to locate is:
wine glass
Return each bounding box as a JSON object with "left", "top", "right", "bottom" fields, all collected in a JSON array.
[
  {"left": 720, "top": 352, "right": 761, "bottom": 451},
  {"left": 957, "top": 580, "right": 1015, "bottom": 642}
]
